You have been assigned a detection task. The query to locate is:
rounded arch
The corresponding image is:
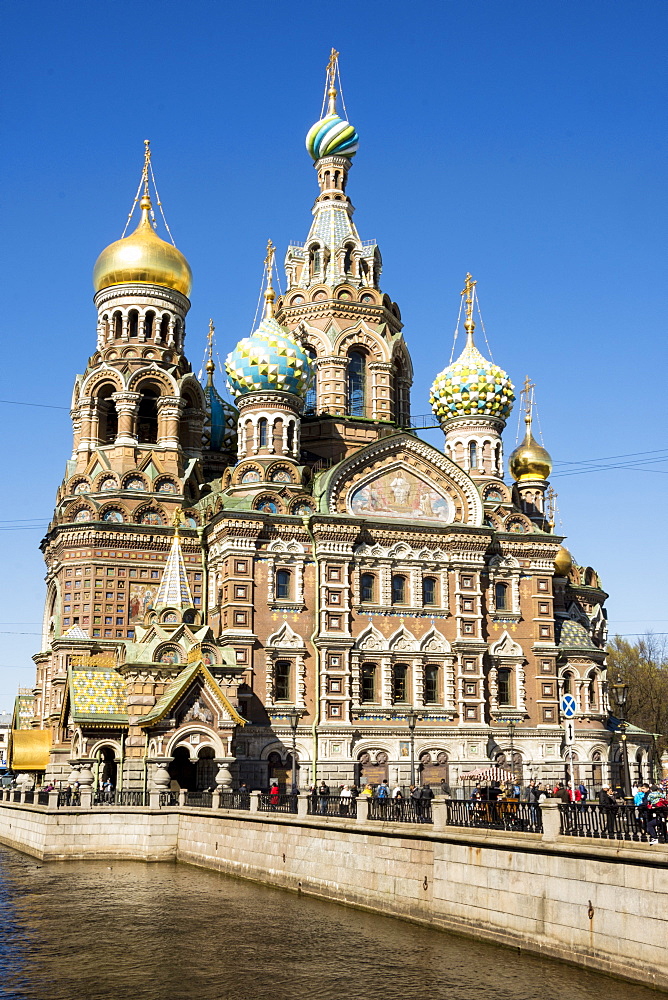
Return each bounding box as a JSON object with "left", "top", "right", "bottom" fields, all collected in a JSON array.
[
  {"left": 80, "top": 366, "right": 124, "bottom": 398},
  {"left": 127, "top": 365, "right": 179, "bottom": 396},
  {"left": 165, "top": 726, "right": 225, "bottom": 761},
  {"left": 335, "top": 328, "right": 387, "bottom": 363}
]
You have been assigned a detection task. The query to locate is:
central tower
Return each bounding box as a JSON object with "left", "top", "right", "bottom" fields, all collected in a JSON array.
[{"left": 276, "top": 50, "right": 412, "bottom": 463}]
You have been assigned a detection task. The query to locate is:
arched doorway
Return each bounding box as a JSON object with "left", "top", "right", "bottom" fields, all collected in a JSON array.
[
  {"left": 356, "top": 751, "right": 388, "bottom": 789},
  {"left": 419, "top": 751, "right": 449, "bottom": 792},
  {"left": 267, "top": 751, "right": 291, "bottom": 790},
  {"left": 168, "top": 745, "right": 196, "bottom": 790},
  {"left": 495, "top": 750, "right": 524, "bottom": 787},
  {"left": 195, "top": 746, "right": 216, "bottom": 791},
  {"left": 98, "top": 746, "right": 118, "bottom": 789}
]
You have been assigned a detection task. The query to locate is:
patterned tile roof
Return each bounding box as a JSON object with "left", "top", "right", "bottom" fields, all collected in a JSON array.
[
  {"left": 141, "top": 660, "right": 245, "bottom": 727},
  {"left": 557, "top": 618, "right": 596, "bottom": 650},
  {"left": 70, "top": 668, "right": 127, "bottom": 722},
  {"left": 14, "top": 694, "right": 34, "bottom": 730},
  {"left": 154, "top": 531, "right": 193, "bottom": 609}
]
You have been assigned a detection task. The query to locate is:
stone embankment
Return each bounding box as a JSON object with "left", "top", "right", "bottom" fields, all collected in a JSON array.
[{"left": 0, "top": 794, "right": 666, "bottom": 990}]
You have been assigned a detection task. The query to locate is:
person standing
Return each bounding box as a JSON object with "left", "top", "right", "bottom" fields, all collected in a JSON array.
[
  {"left": 318, "top": 780, "right": 330, "bottom": 815},
  {"left": 598, "top": 785, "right": 617, "bottom": 838},
  {"left": 420, "top": 783, "right": 434, "bottom": 822},
  {"left": 269, "top": 780, "right": 280, "bottom": 810}
]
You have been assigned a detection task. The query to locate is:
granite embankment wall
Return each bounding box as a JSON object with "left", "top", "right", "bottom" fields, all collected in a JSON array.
[{"left": 0, "top": 799, "right": 666, "bottom": 990}]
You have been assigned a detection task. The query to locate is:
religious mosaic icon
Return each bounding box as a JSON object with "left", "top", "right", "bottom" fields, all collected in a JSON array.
[
  {"left": 102, "top": 509, "right": 123, "bottom": 523},
  {"left": 241, "top": 469, "right": 261, "bottom": 484},
  {"left": 258, "top": 499, "right": 279, "bottom": 513},
  {"left": 99, "top": 477, "right": 117, "bottom": 491},
  {"left": 157, "top": 480, "right": 178, "bottom": 493},
  {"left": 138, "top": 510, "right": 163, "bottom": 525},
  {"left": 125, "top": 477, "right": 147, "bottom": 491},
  {"left": 73, "top": 481, "right": 90, "bottom": 494},
  {"left": 129, "top": 585, "right": 154, "bottom": 622},
  {"left": 349, "top": 468, "right": 454, "bottom": 523},
  {"left": 270, "top": 469, "right": 292, "bottom": 483},
  {"left": 74, "top": 508, "right": 92, "bottom": 521}
]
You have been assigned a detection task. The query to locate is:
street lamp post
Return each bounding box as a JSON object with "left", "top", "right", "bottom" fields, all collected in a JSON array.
[
  {"left": 406, "top": 709, "right": 419, "bottom": 787},
  {"left": 611, "top": 675, "right": 633, "bottom": 802},
  {"left": 287, "top": 708, "right": 301, "bottom": 794},
  {"left": 507, "top": 720, "right": 517, "bottom": 790}
]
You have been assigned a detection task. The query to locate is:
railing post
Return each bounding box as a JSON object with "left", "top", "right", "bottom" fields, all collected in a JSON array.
[
  {"left": 211, "top": 790, "right": 221, "bottom": 810},
  {"left": 297, "top": 792, "right": 309, "bottom": 818},
  {"left": 540, "top": 798, "right": 561, "bottom": 842},
  {"left": 431, "top": 795, "right": 449, "bottom": 830},
  {"left": 249, "top": 790, "right": 261, "bottom": 814},
  {"left": 79, "top": 786, "right": 93, "bottom": 809},
  {"left": 48, "top": 790, "right": 59, "bottom": 809},
  {"left": 178, "top": 789, "right": 187, "bottom": 807},
  {"left": 149, "top": 789, "right": 161, "bottom": 809},
  {"left": 356, "top": 795, "right": 370, "bottom": 824}
]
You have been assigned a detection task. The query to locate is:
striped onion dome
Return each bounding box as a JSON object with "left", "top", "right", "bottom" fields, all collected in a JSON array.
[{"left": 306, "top": 113, "right": 359, "bottom": 160}]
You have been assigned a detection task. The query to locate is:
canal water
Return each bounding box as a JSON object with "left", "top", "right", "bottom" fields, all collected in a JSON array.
[{"left": 0, "top": 845, "right": 658, "bottom": 1000}]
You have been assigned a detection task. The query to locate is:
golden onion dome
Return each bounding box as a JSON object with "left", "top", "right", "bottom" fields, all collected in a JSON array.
[
  {"left": 509, "top": 416, "right": 553, "bottom": 481},
  {"left": 554, "top": 545, "right": 573, "bottom": 576},
  {"left": 93, "top": 194, "right": 192, "bottom": 297}
]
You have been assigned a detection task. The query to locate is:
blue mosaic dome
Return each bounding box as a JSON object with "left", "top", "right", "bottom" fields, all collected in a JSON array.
[
  {"left": 306, "top": 113, "right": 359, "bottom": 160},
  {"left": 203, "top": 381, "right": 238, "bottom": 453},
  {"left": 430, "top": 335, "right": 514, "bottom": 424},
  {"left": 225, "top": 316, "right": 313, "bottom": 398}
]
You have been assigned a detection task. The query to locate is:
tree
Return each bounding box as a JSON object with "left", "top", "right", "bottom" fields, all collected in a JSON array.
[{"left": 606, "top": 634, "right": 668, "bottom": 758}]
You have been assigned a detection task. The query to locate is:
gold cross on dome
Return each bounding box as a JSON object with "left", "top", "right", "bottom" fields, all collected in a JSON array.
[
  {"left": 523, "top": 375, "right": 535, "bottom": 417},
  {"left": 264, "top": 239, "right": 276, "bottom": 274},
  {"left": 327, "top": 48, "right": 339, "bottom": 82}
]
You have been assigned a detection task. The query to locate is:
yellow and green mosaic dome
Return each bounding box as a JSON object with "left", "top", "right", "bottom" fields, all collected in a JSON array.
[
  {"left": 225, "top": 316, "right": 313, "bottom": 398},
  {"left": 430, "top": 338, "right": 514, "bottom": 424},
  {"left": 306, "top": 113, "right": 359, "bottom": 160}
]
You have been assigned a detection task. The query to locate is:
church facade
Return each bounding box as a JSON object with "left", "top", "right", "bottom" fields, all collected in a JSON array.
[{"left": 12, "top": 55, "right": 650, "bottom": 794}]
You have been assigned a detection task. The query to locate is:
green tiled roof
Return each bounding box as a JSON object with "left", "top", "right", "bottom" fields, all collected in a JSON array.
[
  {"left": 141, "top": 660, "right": 245, "bottom": 727},
  {"left": 70, "top": 668, "right": 128, "bottom": 724}
]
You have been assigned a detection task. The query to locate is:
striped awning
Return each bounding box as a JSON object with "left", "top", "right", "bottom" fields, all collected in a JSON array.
[
  {"left": 459, "top": 767, "right": 515, "bottom": 782},
  {"left": 10, "top": 729, "right": 51, "bottom": 771}
]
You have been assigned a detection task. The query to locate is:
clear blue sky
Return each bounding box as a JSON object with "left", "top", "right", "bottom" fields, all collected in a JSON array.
[{"left": 1, "top": 1, "right": 666, "bottom": 709}]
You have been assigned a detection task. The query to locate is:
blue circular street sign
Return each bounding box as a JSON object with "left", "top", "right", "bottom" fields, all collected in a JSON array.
[{"left": 561, "top": 694, "right": 577, "bottom": 718}]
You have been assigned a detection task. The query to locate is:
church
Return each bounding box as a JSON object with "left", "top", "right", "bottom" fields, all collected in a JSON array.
[{"left": 10, "top": 52, "right": 649, "bottom": 795}]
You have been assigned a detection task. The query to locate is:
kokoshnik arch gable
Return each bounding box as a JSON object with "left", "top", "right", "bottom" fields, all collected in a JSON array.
[{"left": 10, "top": 51, "right": 651, "bottom": 793}]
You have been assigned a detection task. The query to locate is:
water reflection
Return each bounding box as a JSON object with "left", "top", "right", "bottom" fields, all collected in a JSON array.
[{"left": 0, "top": 846, "right": 657, "bottom": 1000}]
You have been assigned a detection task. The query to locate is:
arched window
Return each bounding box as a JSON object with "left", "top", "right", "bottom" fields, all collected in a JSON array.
[
  {"left": 424, "top": 665, "right": 439, "bottom": 704},
  {"left": 497, "top": 668, "right": 512, "bottom": 705},
  {"left": 562, "top": 672, "right": 573, "bottom": 695},
  {"left": 276, "top": 569, "right": 291, "bottom": 600},
  {"left": 144, "top": 311, "right": 155, "bottom": 338},
  {"left": 469, "top": 441, "right": 478, "bottom": 471},
  {"left": 495, "top": 582, "right": 508, "bottom": 610},
  {"left": 360, "top": 573, "right": 375, "bottom": 603},
  {"left": 275, "top": 660, "right": 291, "bottom": 701},
  {"left": 495, "top": 443, "right": 502, "bottom": 475},
  {"left": 392, "top": 664, "right": 408, "bottom": 703},
  {"left": 422, "top": 577, "right": 437, "bottom": 606},
  {"left": 258, "top": 418, "right": 268, "bottom": 449},
  {"left": 286, "top": 422, "right": 295, "bottom": 452},
  {"left": 113, "top": 311, "right": 122, "bottom": 338},
  {"left": 587, "top": 670, "right": 598, "bottom": 710},
  {"left": 128, "top": 309, "right": 139, "bottom": 338},
  {"left": 391, "top": 575, "right": 406, "bottom": 605},
  {"left": 137, "top": 389, "right": 159, "bottom": 443},
  {"left": 361, "top": 662, "right": 376, "bottom": 703},
  {"left": 309, "top": 243, "right": 322, "bottom": 279},
  {"left": 159, "top": 313, "right": 170, "bottom": 342},
  {"left": 304, "top": 347, "right": 317, "bottom": 414},
  {"left": 96, "top": 385, "right": 118, "bottom": 445},
  {"left": 347, "top": 351, "right": 366, "bottom": 417},
  {"left": 343, "top": 243, "right": 355, "bottom": 274}
]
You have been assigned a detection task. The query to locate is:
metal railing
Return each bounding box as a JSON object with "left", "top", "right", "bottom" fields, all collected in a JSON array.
[
  {"left": 37, "top": 791, "right": 50, "bottom": 806},
  {"left": 185, "top": 791, "right": 213, "bottom": 809},
  {"left": 159, "top": 791, "right": 179, "bottom": 807},
  {"left": 12, "top": 790, "right": 21, "bottom": 803},
  {"left": 218, "top": 791, "right": 251, "bottom": 811},
  {"left": 307, "top": 795, "right": 357, "bottom": 819},
  {"left": 93, "top": 789, "right": 147, "bottom": 807},
  {"left": 258, "top": 793, "right": 298, "bottom": 814},
  {"left": 446, "top": 799, "right": 543, "bottom": 834},
  {"left": 559, "top": 803, "right": 668, "bottom": 842},
  {"left": 368, "top": 798, "right": 433, "bottom": 824}
]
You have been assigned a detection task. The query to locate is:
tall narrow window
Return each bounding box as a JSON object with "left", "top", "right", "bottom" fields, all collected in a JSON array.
[
  {"left": 258, "top": 418, "right": 268, "bottom": 449},
  {"left": 347, "top": 351, "right": 366, "bottom": 416},
  {"left": 275, "top": 660, "right": 291, "bottom": 701},
  {"left": 497, "top": 668, "right": 511, "bottom": 705},
  {"left": 304, "top": 347, "right": 317, "bottom": 414},
  {"left": 392, "top": 664, "right": 408, "bottom": 703},
  {"left": 495, "top": 582, "right": 508, "bottom": 610},
  {"left": 286, "top": 422, "right": 295, "bottom": 452},
  {"left": 343, "top": 243, "right": 354, "bottom": 274},
  {"left": 137, "top": 390, "right": 159, "bottom": 443},
  {"left": 422, "top": 577, "right": 437, "bottom": 606},
  {"left": 128, "top": 309, "right": 139, "bottom": 338},
  {"left": 587, "top": 670, "right": 598, "bottom": 710},
  {"left": 424, "top": 665, "right": 439, "bottom": 704},
  {"left": 562, "top": 672, "right": 573, "bottom": 695},
  {"left": 310, "top": 244, "right": 321, "bottom": 279},
  {"left": 469, "top": 441, "right": 478, "bottom": 470},
  {"left": 360, "top": 573, "right": 375, "bottom": 603},
  {"left": 276, "top": 570, "right": 291, "bottom": 600},
  {"left": 391, "top": 575, "right": 406, "bottom": 605},
  {"left": 361, "top": 662, "right": 376, "bottom": 703}
]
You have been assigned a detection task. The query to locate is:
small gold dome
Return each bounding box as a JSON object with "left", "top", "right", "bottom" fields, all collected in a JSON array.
[
  {"left": 554, "top": 545, "right": 573, "bottom": 576},
  {"left": 509, "top": 418, "right": 552, "bottom": 481},
  {"left": 93, "top": 195, "right": 192, "bottom": 297}
]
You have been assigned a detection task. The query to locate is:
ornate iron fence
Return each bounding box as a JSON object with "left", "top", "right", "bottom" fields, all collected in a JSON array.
[
  {"left": 159, "top": 791, "right": 179, "bottom": 807},
  {"left": 368, "top": 798, "right": 433, "bottom": 824},
  {"left": 446, "top": 799, "right": 543, "bottom": 833},
  {"left": 218, "top": 791, "right": 251, "bottom": 810},
  {"left": 559, "top": 803, "right": 668, "bottom": 842},
  {"left": 23, "top": 791, "right": 34, "bottom": 804},
  {"left": 307, "top": 795, "right": 357, "bottom": 818},
  {"left": 258, "top": 793, "right": 298, "bottom": 814},
  {"left": 186, "top": 791, "right": 213, "bottom": 808},
  {"left": 37, "top": 791, "right": 50, "bottom": 806}
]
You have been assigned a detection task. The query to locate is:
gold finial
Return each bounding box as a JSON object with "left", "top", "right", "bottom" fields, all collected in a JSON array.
[
  {"left": 205, "top": 318, "right": 216, "bottom": 383},
  {"left": 461, "top": 272, "right": 477, "bottom": 342},
  {"left": 522, "top": 375, "right": 536, "bottom": 428},
  {"left": 140, "top": 139, "right": 152, "bottom": 212},
  {"left": 326, "top": 48, "right": 339, "bottom": 115},
  {"left": 264, "top": 239, "right": 276, "bottom": 319},
  {"left": 172, "top": 507, "right": 184, "bottom": 534},
  {"left": 546, "top": 486, "right": 557, "bottom": 531}
]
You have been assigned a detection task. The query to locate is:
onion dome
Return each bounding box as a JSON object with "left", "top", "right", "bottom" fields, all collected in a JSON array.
[
  {"left": 203, "top": 370, "right": 238, "bottom": 453},
  {"left": 306, "top": 113, "right": 359, "bottom": 161},
  {"left": 554, "top": 545, "right": 573, "bottom": 576},
  {"left": 93, "top": 193, "right": 192, "bottom": 297},
  {"left": 225, "top": 316, "right": 312, "bottom": 398},
  {"left": 509, "top": 415, "right": 552, "bottom": 481},
  {"left": 430, "top": 323, "right": 514, "bottom": 424}
]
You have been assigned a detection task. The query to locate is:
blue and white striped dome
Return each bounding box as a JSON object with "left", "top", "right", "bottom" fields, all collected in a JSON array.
[
  {"left": 306, "top": 113, "right": 359, "bottom": 160},
  {"left": 224, "top": 316, "right": 313, "bottom": 399}
]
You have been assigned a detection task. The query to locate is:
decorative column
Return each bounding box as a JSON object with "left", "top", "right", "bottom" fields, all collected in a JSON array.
[
  {"left": 112, "top": 392, "right": 141, "bottom": 446},
  {"left": 156, "top": 395, "right": 183, "bottom": 449},
  {"left": 76, "top": 396, "right": 95, "bottom": 453}
]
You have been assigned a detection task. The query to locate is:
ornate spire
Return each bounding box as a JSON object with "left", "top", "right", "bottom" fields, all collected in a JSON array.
[
  {"left": 263, "top": 240, "right": 276, "bottom": 319},
  {"left": 205, "top": 318, "right": 216, "bottom": 385},
  {"left": 509, "top": 376, "right": 553, "bottom": 482},
  {"left": 154, "top": 509, "right": 194, "bottom": 610},
  {"left": 461, "top": 272, "right": 478, "bottom": 346},
  {"left": 326, "top": 47, "right": 339, "bottom": 115}
]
